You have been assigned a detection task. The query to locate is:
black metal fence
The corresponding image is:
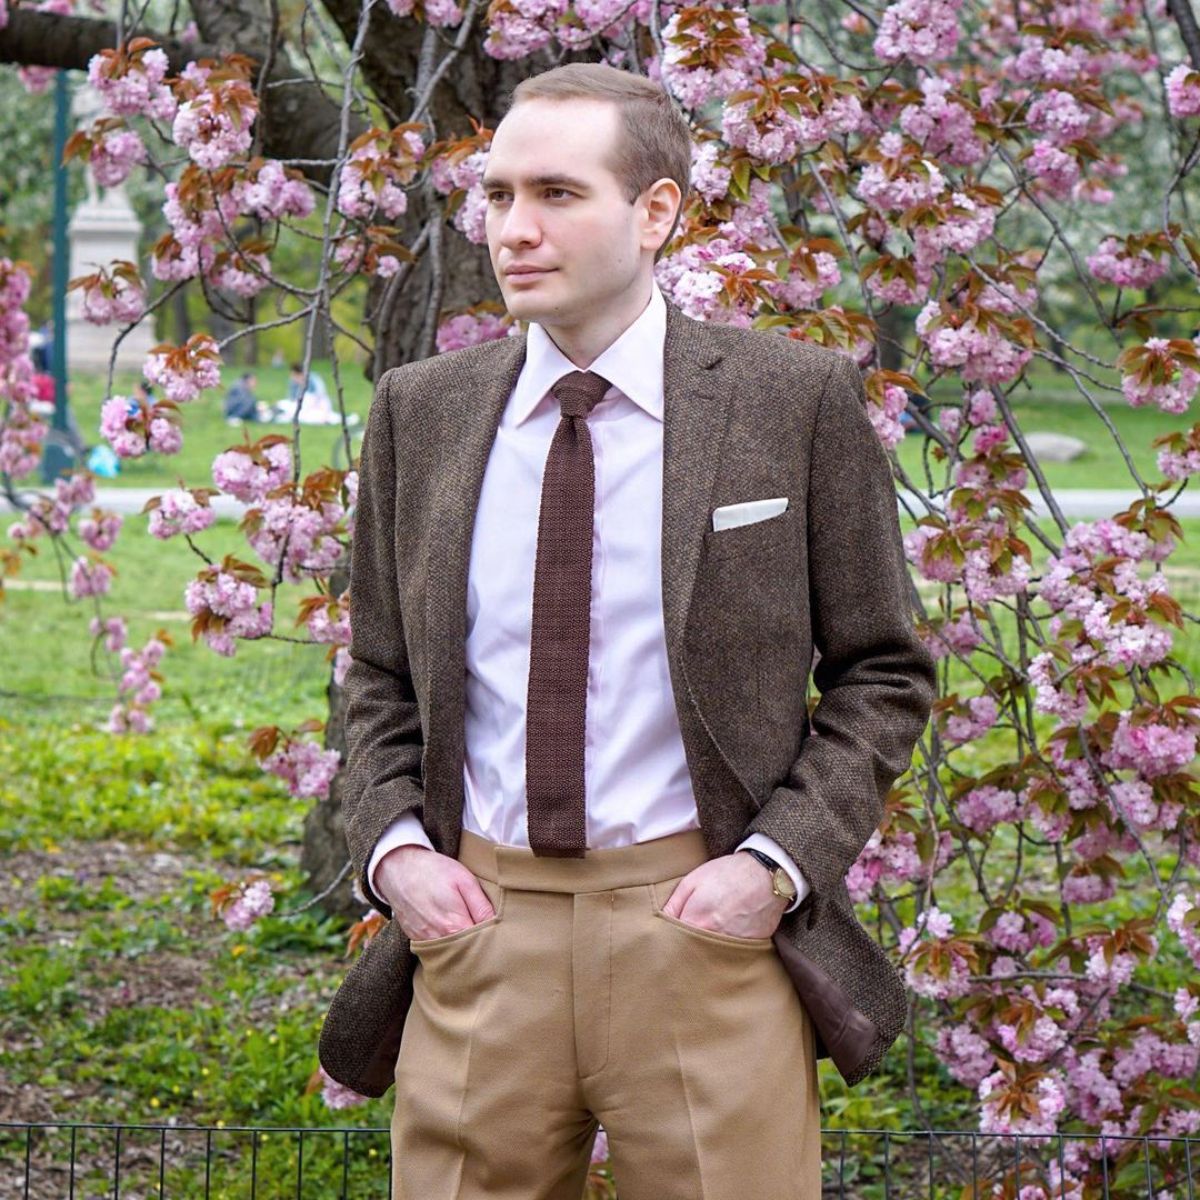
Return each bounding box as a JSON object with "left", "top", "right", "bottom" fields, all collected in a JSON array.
[{"left": 2, "top": 1121, "right": 1197, "bottom": 1198}]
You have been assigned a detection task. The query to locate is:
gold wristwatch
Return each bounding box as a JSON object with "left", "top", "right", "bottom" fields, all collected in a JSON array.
[{"left": 741, "top": 848, "right": 798, "bottom": 904}]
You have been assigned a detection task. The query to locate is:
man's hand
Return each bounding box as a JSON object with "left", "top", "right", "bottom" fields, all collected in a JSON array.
[
  {"left": 660, "top": 851, "right": 788, "bottom": 940},
  {"left": 375, "top": 845, "right": 496, "bottom": 941}
]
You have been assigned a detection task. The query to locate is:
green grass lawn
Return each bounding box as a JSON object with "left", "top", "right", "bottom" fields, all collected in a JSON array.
[
  {"left": 63, "top": 357, "right": 371, "bottom": 490},
  {"left": 0, "top": 515, "right": 329, "bottom": 730}
]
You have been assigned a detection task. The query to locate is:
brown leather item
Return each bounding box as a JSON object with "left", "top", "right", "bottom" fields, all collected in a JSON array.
[
  {"left": 524, "top": 370, "right": 612, "bottom": 858},
  {"left": 318, "top": 298, "right": 937, "bottom": 1097}
]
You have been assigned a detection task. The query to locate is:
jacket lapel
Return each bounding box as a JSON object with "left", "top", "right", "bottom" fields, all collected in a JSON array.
[{"left": 421, "top": 299, "right": 731, "bottom": 829}]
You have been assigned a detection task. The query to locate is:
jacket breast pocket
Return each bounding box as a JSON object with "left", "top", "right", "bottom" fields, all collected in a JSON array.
[{"left": 702, "top": 506, "right": 798, "bottom": 562}]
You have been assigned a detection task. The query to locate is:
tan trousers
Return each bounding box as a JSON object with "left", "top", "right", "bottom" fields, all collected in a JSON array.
[{"left": 391, "top": 827, "right": 821, "bottom": 1200}]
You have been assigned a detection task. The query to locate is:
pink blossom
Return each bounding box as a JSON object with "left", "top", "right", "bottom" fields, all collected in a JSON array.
[
  {"left": 222, "top": 879, "right": 275, "bottom": 930},
  {"left": 236, "top": 159, "right": 315, "bottom": 221},
  {"left": 873, "top": 0, "right": 963, "bottom": 65},
  {"left": 1120, "top": 336, "right": 1200, "bottom": 414},
  {"left": 1027, "top": 140, "right": 1080, "bottom": 200},
  {"left": 923, "top": 610, "right": 984, "bottom": 660},
  {"left": 148, "top": 489, "right": 218, "bottom": 539},
  {"left": 1166, "top": 891, "right": 1200, "bottom": 969},
  {"left": 996, "top": 1014, "right": 1068, "bottom": 1063},
  {"left": 317, "top": 1064, "right": 370, "bottom": 1110},
  {"left": 90, "top": 615, "right": 128, "bottom": 653},
  {"left": 899, "top": 76, "right": 985, "bottom": 166},
  {"left": 305, "top": 594, "right": 351, "bottom": 645},
  {"left": 658, "top": 9, "right": 768, "bottom": 108},
  {"left": 77, "top": 508, "right": 123, "bottom": 552},
  {"left": 143, "top": 334, "right": 222, "bottom": 403},
  {"left": 979, "top": 1066, "right": 1067, "bottom": 1138},
  {"left": 1026, "top": 89, "right": 1093, "bottom": 146},
  {"left": 436, "top": 309, "right": 515, "bottom": 352},
  {"left": 245, "top": 496, "right": 344, "bottom": 584},
  {"left": 69, "top": 555, "right": 114, "bottom": 598},
  {"left": 262, "top": 737, "right": 341, "bottom": 799},
  {"left": 862, "top": 379, "right": 910, "bottom": 449},
  {"left": 212, "top": 440, "right": 292, "bottom": 503},
  {"left": 1101, "top": 709, "right": 1197, "bottom": 778},
  {"left": 942, "top": 692, "right": 1000, "bottom": 745},
  {"left": 184, "top": 568, "right": 273, "bottom": 656},
  {"left": 1028, "top": 651, "right": 1090, "bottom": 723},
  {"left": 689, "top": 139, "right": 733, "bottom": 204},
  {"left": 100, "top": 395, "right": 182, "bottom": 458},
  {"left": 209, "top": 249, "right": 271, "bottom": 297},
  {"left": 1157, "top": 441, "right": 1200, "bottom": 481},
  {"left": 89, "top": 127, "right": 148, "bottom": 188},
  {"left": 80, "top": 276, "right": 145, "bottom": 325},
  {"left": 1086, "top": 235, "right": 1170, "bottom": 288},
  {"left": 336, "top": 127, "right": 424, "bottom": 221},
  {"left": 912, "top": 192, "right": 997, "bottom": 264},
  {"left": 172, "top": 85, "right": 257, "bottom": 170},
  {"left": 591, "top": 1127, "right": 608, "bottom": 1164},
  {"left": 935, "top": 1023, "right": 996, "bottom": 1088},
  {"left": 333, "top": 646, "right": 352, "bottom": 687},
  {"left": 899, "top": 906, "right": 975, "bottom": 999},
  {"left": 86, "top": 44, "right": 175, "bottom": 121},
  {"left": 856, "top": 133, "right": 947, "bottom": 212},
  {"left": 1165, "top": 63, "right": 1200, "bottom": 119},
  {"left": 915, "top": 299, "right": 1034, "bottom": 385},
  {"left": 1010, "top": 36, "right": 1091, "bottom": 86},
  {"left": 956, "top": 784, "right": 1026, "bottom": 834}
]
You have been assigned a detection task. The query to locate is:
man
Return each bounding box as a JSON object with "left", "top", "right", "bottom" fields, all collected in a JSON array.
[
  {"left": 318, "top": 62, "right": 936, "bottom": 1199},
  {"left": 223, "top": 371, "right": 261, "bottom": 424}
]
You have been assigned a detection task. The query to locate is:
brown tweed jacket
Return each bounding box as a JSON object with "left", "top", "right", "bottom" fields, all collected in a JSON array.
[{"left": 317, "top": 296, "right": 937, "bottom": 1096}]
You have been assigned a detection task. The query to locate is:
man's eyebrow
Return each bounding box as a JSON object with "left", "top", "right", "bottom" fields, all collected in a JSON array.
[{"left": 480, "top": 172, "right": 592, "bottom": 192}]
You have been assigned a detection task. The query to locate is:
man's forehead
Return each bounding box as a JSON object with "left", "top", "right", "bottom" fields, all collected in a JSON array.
[{"left": 479, "top": 167, "right": 597, "bottom": 191}]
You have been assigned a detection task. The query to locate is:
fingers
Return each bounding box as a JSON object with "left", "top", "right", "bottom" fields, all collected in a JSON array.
[
  {"left": 385, "top": 852, "right": 496, "bottom": 939},
  {"left": 456, "top": 867, "right": 496, "bottom": 923},
  {"left": 661, "top": 876, "right": 695, "bottom": 919}
]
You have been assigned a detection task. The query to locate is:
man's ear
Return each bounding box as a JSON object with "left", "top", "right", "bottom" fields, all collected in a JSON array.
[{"left": 641, "top": 177, "right": 682, "bottom": 254}]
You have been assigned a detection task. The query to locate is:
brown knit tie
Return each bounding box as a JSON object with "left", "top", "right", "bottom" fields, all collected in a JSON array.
[{"left": 525, "top": 369, "right": 612, "bottom": 857}]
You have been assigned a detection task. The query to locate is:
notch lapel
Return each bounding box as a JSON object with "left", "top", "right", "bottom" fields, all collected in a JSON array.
[{"left": 659, "top": 298, "right": 731, "bottom": 671}]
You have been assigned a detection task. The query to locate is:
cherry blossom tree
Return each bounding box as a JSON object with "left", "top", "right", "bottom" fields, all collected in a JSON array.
[{"left": 3, "top": 0, "right": 1200, "bottom": 1190}]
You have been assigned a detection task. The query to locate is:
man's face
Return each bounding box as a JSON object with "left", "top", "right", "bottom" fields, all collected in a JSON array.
[{"left": 483, "top": 98, "right": 655, "bottom": 326}]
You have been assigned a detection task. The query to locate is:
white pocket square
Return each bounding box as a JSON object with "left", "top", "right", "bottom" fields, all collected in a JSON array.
[{"left": 711, "top": 496, "right": 789, "bottom": 531}]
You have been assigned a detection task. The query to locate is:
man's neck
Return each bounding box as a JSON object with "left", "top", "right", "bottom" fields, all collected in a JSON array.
[{"left": 534, "top": 279, "right": 654, "bottom": 369}]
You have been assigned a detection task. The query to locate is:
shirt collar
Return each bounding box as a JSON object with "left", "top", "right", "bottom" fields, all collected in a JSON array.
[{"left": 510, "top": 279, "right": 666, "bottom": 425}]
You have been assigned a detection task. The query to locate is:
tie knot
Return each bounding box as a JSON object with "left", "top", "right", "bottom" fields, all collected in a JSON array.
[{"left": 551, "top": 370, "right": 611, "bottom": 419}]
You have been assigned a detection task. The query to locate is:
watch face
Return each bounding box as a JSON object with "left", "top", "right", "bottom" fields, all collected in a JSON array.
[{"left": 773, "top": 869, "right": 797, "bottom": 898}]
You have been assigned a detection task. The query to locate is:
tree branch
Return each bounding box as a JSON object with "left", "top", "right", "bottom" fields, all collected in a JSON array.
[{"left": 0, "top": 8, "right": 360, "bottom": 185}]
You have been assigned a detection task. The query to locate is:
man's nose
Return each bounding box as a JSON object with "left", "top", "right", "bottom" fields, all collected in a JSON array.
[{"left": 499, "top": 196, "right": 542, "bottom": 247}]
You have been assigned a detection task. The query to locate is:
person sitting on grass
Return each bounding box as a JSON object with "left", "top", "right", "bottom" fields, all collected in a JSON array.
[{"left": 224, "top": 372, "right": 263, "bottom": 424}]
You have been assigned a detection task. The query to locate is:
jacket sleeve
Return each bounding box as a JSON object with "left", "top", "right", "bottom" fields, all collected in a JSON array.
[
  {"left": 341, "top": 366, "right": 428, "bottom": 920},
  {"left": 742, "top": 352, "right": 937, "bottom": 928}
]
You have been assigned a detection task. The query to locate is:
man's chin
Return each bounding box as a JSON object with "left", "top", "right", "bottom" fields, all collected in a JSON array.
[{"left": 504, "top": 290, "right": 563, "bottom": 322}]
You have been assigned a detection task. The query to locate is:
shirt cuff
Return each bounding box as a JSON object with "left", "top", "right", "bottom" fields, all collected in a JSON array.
[
  {"left": 736, "top": 832, "right": 811, "bottom": 914},
  {"left": 367, "top": 811, "right": 434, "bottom": 902}
]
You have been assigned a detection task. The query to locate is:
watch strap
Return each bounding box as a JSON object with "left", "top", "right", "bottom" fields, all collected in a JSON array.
[{"left": 742, "top": 847, "right": 779, "bottom": 873}]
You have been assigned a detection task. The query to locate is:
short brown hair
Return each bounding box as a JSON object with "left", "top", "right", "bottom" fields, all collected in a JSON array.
[{"left": 504, "top": 63, "right": 693, "bottom": 263}]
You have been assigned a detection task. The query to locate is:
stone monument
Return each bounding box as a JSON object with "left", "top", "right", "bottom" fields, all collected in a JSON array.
[{"left": 66, "top": 85, "right": 158, "bottom": 373}]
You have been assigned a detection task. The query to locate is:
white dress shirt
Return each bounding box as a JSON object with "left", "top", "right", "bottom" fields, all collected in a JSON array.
[{"left": 367, "top": 279, "right": 809, "bottom": 914}]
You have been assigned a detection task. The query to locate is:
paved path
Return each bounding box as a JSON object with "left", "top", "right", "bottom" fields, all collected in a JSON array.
[{"left": 3, "top": 487, "right": 1198, "bottom": 520}]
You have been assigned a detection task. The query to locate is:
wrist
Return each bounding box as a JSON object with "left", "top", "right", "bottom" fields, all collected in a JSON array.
[
  {"left": 383, "top": 843, "right": 432, "bottom": 865},
  {"left": 738, "top": 847, "right": 796, "bottom": 906}
]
